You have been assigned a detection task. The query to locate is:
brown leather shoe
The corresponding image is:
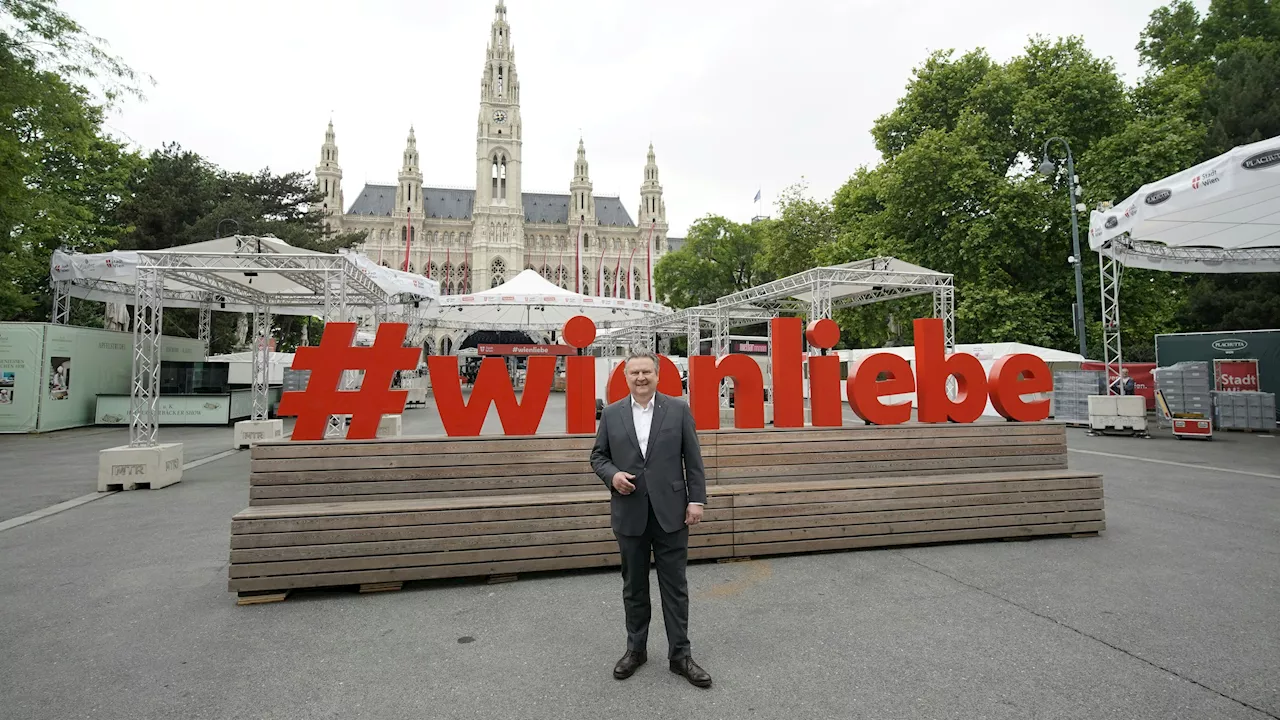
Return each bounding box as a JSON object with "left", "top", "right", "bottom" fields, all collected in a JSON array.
[
  {"left": 613, "top": 650, "right": 646, "bottom": 679},
  {"left": 669, "top": 656, "right": 712, "bottom": 688}
]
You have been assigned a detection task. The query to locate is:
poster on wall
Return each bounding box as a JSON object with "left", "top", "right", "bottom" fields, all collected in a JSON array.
[
  {"left": 1214, "top": 358, "right": 1261, "bottom": 392},
  {"left": 0, "top": 324, "right": 45, "bottom": 432},
  {"left": 49, "top": 356, "right": 71, "bottom": 401}
]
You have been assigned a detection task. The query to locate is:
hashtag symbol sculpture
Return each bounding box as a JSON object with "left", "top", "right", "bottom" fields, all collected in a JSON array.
[{"left": 278, "top": 322, "right": 421, "bottom": 441}]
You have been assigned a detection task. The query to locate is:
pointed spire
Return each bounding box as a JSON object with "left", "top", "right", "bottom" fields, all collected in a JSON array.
[
  {"left": 402, "top": 126, "right": 420, "bottom": 172},
  {"left": 574, "top": 138, "right": 590, "bottom": 180}
]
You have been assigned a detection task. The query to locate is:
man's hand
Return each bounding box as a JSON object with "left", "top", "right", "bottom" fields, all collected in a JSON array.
[
  {"left": 611, "top": 471, "right": 636, "bottom": 494},
  {"left": 685, "top": 503, "right": 704, "bottom": 526}
]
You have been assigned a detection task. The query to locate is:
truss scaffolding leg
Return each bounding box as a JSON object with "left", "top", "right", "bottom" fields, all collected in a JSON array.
[
  {"left": 198, "top": 301, "right": 212, "bottom": 357},
  {"left": 51, "top": 281, "right": 71, "bottom": 325},
  {"left": 809, "top": 279, "right": 833, "bottom": 325},
  {"left": 933, "top": 285, "right": 955, "bottom": 354},
  {"left": 251, "top": 303, "right": 272, "bottom": 421},
  {"left": 686, "top": 316, "right": 700, "bottom": 358},
  {"left": 324, "top": 270, "right": 351, "bottom": 438},
  {"left": 129, "top": 263, "right": 163, "bottom": 448},
  {"left": 715, "top": 306, "right": 731, "bottom": 407},
  {"left": 1100, "top": 247, "right": 1124, "bottom": 395}
]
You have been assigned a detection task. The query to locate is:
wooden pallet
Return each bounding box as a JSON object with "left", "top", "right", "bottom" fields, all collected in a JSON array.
[
  {"left": 246, "top": 422, "right": 1070, "bottom": 505},
  {"left": 227, "top": 468, "right": 1103, "bottom": 600}
]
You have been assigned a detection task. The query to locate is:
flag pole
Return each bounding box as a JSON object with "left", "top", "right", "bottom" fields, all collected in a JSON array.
[
  {"left": 645, "top": 220, "right": 655, "bottom": 302},
  {"left": 625, "top": 245, "right": 638, "bottom": 300},
  {"left": 404, "top": 208, "right": 412, "bottom": 273},
  {"left": 575, "top": 219, "right": 583, "bottom": 293}
]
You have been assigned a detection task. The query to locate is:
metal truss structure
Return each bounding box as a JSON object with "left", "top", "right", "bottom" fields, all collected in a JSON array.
[
  {"left": 52, "top": 281, "right": 72, "bottom": 325},
  {"left": 1097, "top": 236, "right": 1280, "bottom": 396},
  {"left": 714, "top": 258, "right": 956, "bottom": 354},
  {"left": 52, "top": 237, "right": 434, "bottom": 448},
  {"left": 1100, "top": 245, "right": 1125, "bottom": 396}
]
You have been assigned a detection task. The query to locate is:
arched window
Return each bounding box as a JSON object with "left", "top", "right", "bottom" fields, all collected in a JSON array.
[
  {"left": 602, "top": 268, "right": 613, "bottom": 298},
  {"left": 581, "top": 267, "right": 591, "bottom": 293},
  {"left": 490, "top": 257, "right": 506, "bottom": 287}
]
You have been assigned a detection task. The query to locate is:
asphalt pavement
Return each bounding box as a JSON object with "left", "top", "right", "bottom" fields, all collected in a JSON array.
[{"left": 0, "top": 406, "right": 1276, "bottom": 720}]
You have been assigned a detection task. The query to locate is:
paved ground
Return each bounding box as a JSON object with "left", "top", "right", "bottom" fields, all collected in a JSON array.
[{"left": 1, "top": 405, "right": 1277, "bottom": 720}]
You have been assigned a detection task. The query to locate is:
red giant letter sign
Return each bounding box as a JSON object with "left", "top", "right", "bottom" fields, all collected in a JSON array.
[
  {"left": 348, "top": 313, "right": 1059, "bottom": 437},
  {"left": 914, "top": 318, "right": 987, "bottom": 423},
  {"left": 427, "top": 354, "right": 555, "bottom": 436}
]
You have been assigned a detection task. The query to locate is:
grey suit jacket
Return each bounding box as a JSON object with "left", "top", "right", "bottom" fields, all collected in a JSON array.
[{"left": 590, "top": 393, "right": 707, "bottom": 536}]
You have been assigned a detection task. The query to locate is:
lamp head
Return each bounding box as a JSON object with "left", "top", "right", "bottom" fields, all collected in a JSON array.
[{"left": 1037, "top": 158, "right": 1057, "bottom": 177}]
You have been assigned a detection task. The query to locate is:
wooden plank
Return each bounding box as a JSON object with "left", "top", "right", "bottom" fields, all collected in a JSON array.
[
  {"left": 252, "top": 436, "right": 600, "bottom": 460},
  {"left": 228, "top": 544, "right": 734, "bottom": 593},
  {"left": 248, "top": 487, "right": 600, "bottom": 506},
  {"left": 230, "top": 521, "right": 734, "bottom": 563},
  {"left": 710, "top": 469, "right": 1096, "bottom": 495},
  {"left": 250, "top": 475, "right": 604, "bottom": 500},
  {"left": 230, "top": 514, "right": 616, "bottom": 549},
  {"left": 716, "top": 454, "right": 1069, "bottom": 481},
  {"left": 733, "top": 499, "right": 1104, "bottom": 532},
  {"left": 713, "top": 422, "right": 1062, "bottom": 445},
  {"left": 236, "top": 590, "right": 289, "bottom": 605},
  {"left": 732, "top": 489, "right": 1103, "bottom": 524},
  {"left": 734, "top": 510, "right": 1106, "bottom": 545},
  {"left": 712, "top": 443, "right": 1065, "bottom": 468},
  {"left": 251, "top": 455, "right": 601, "bottom": 474},
  {"left": 358, "top": 581, "right": 402, "bottom": 593},
  {"left": 733, "top": 520, "right": 1106, "bottom": 558},
  {"left": 250, "top": 468, "right": 603, "bottom": 486},
  {"left": 713, "top": 433, "right": 1066, "bottom": 457},
  {"left": 233, "top": 503, "right": 732, "bottom": 535},
  {"left": 233, "top": 489, "right": 609, "bottom": 520},
  {"left": 251, "top": 432, "right": 718, "bottom": 460},
  {"left": 730, "top": 476, "right": 1101, "bottom": 509}
]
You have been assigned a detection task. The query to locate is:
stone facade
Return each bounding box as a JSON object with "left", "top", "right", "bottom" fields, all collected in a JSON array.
[{"left": 315, "top": 0, "right": 669, "bottom": 300}]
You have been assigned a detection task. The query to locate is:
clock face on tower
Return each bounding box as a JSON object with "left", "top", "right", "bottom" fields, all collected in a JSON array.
[{"left": 493, "top": 110, "right": 507, "bottom": 124}]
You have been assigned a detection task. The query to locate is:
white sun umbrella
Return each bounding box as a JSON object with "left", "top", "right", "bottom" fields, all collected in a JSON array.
[
  {"left": 1087, "top": 134, "right": 1280, "bottom": 273},
  {"left": 430, "top": 268, "right": 671, "bottom": 331}
]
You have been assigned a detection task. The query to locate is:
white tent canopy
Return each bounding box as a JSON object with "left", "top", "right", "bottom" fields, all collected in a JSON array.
[
  {"left": 50, "top": 236, "right": 439, "bottom": 316},
  {"left": 429, "top": 268, "right": 671, "bottom": 331},
  {"left": 1087, "top": 135, "right": 1280, "bottom": 273}
]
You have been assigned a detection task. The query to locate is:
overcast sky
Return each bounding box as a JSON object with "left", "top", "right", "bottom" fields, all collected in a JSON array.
[{"left": 63, "top": 0, "right": 1201, "bottom": 237}]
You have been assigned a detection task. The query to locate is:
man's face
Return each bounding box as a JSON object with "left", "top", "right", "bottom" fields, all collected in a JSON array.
[{"left": 625, "top": 357, "right": 657, "bottom": 401}]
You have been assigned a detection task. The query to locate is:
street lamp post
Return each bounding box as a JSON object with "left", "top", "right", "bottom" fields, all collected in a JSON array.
[{"left": 1038, "top": 137, "right": 1088, "bottom": 360}]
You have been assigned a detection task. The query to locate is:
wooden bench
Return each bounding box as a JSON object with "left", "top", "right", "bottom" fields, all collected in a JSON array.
[
  {"left": 228, "top": 466, "right": 1104, "bottom": 601},
  {"left": 247, "top": 422, "right": 1069, "bottom": 505}
]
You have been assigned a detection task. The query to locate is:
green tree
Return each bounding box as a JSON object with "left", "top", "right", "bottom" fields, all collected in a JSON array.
[
  {"left": 1, "top": 0, "right": 143, "bottom": 321},
  {"left": 654, "top": 215, "right": 771, "bottom": 309},
  {"left": 759, "top": 182, "right": 834, "bottom": 278}
]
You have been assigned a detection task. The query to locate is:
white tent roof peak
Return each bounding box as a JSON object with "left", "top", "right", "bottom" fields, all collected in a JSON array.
[{"left": 475, "top": 268, "right": 578, "bottom": 297}]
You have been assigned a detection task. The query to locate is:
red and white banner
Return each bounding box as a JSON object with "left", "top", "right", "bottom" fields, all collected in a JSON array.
[
  {"left": 476, "top": 344, "right": 576, "bottom": 356},
  {"left": 1214, "top": 359, "right": 1260, "bottom": 391}
]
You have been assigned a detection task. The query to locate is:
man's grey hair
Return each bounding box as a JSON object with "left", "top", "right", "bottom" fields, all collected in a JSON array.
[{"left": 624, "top": 351, "right": 660, "bottom": 372}]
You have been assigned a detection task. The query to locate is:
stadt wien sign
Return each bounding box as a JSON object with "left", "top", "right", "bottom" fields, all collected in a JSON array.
[{"left": 281, "top": 316, "right": 1054, "bottom": 440}]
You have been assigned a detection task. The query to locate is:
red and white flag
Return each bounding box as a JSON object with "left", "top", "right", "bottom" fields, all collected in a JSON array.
[
  {"left": 596, "top": 245, "right": 607, "bottom": 296},
  {"left": 574, "top": 220, "right": 583, "bottom": 293},
  {"left": 405, "top": 208, "right": 413, "bottom": 273},
  {"left": 613, "top": 253, "right": 622, "bottom": 297},
  {"left": 645, "top": 221, "right": 655, "bottom": 301}
]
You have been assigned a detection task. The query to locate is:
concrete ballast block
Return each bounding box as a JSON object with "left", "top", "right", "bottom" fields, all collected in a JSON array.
[
  {"left": 98, "top": 443, "right": 183, "bottom": 491},
  {"left": 234, "top": 419, "right": 284, "bottom": 449}
]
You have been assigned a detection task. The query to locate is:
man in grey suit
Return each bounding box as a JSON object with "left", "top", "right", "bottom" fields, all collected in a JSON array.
[{"left": 591, "top": 351, "right": 713, "bottom": 688}]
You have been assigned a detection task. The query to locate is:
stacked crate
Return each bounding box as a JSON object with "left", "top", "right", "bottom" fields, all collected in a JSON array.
[
  {"left": 1212, "top": 391, "right": 1277, "bottom": 431},
  {"left": 1154, "top": 362, "right": 1212, "bottom": 418},
  {"left": 1052, "top": 370, "right": 1105, "bottom": 424}
]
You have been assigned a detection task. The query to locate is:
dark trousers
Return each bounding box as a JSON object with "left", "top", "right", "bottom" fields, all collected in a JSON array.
[{"left": 615, "top": 499, "right": 691, "bottom": 661}]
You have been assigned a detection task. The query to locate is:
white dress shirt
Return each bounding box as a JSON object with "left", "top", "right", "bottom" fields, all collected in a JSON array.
[{"left": 631, "top": 394, "right": 702, "bottom": 506}]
